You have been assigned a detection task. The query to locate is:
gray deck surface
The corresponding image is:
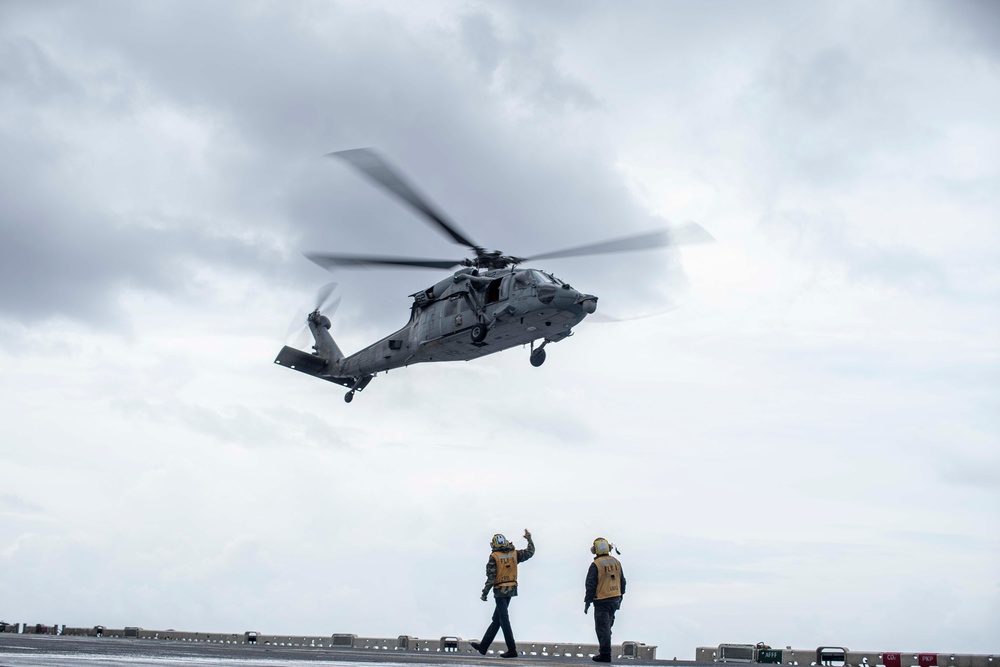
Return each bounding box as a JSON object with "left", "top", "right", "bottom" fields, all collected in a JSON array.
[{"left": 0, "top": 635, "right": 699, "bottom": 667}]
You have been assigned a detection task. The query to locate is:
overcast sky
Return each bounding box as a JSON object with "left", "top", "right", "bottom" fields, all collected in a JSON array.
[{"left": 1, "top": 0, "right": 998, "bottom": 657}]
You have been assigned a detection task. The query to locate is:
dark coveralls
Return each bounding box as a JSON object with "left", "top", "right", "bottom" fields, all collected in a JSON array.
[
  {"left": 478, "top": 535, "right": 535, "bottom": 653},
  {"left": 585, "top": 556, "right": 626, "bottom": 658}
]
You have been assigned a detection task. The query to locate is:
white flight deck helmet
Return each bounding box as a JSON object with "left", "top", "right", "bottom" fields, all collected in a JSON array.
[{"left": 591, "top": 537, "right": 612, "bottom": 556}]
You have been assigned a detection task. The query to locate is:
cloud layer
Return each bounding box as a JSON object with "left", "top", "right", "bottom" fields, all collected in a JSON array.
[{"left": 1, "top": 0, "right": 997, "bottom": 656}]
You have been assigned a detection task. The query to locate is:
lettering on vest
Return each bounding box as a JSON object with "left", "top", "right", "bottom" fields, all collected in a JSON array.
[
  {"left": 493, "top": 550, "right": 518, "bottom": 588},
  {"left": 595, "top": 556, "right": 622, "bottom": 600}
]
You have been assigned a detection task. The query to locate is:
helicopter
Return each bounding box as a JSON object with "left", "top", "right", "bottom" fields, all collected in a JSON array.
[{"left": 274, "top": 149, "right": 712, "bottom": 403}]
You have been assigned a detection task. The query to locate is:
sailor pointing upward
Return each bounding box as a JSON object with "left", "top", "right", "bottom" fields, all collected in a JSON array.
[{"left": 472, "top": 529, "right": 535, "bottom": 658}]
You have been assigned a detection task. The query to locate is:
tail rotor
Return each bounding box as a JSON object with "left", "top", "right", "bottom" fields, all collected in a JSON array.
[{"left": 287, "top": 282, "right": 342, "bottom": 349}]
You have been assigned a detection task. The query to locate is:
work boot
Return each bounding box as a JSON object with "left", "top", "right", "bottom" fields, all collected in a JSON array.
[
  {"left": 593, "top": 654, "right": 612, "bottom": 663},
  {"left": 471, "top": 642, "right": 487, "bottom": 655},
  {"left": 501, "top": 649, "right": 518, "bottom": 658}
]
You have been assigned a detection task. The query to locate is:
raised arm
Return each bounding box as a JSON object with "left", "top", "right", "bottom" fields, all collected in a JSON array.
[{"left": 517, "top": 529, "right": 535, "bottom": 562}]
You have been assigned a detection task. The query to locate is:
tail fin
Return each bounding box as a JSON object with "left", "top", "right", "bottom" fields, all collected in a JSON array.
[
  {"left": 306, "top": 310, "right": 344, "bottom": 369},
  {"left": 274, "top": 310, "right": 350, "bottom": 387}
]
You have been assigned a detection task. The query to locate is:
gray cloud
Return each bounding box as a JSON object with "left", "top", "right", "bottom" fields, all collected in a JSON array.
[
  {"left": 932, "top": 0, "right": 1000, "bottom": 59},
  {"left": 0, "top": 1, "right": 681, "bottom": 336},
  {"left": 761, "top": 208, "right": 950, "bottom": 295},
  {"left": 460, "top": 12, "right": 504, "bottom": 79},
  {"left": 110, "top": 396, "right": 355, "bottom": 451},
  {"left": 0, "top": 493, "right": 44, "bottom": 514}
]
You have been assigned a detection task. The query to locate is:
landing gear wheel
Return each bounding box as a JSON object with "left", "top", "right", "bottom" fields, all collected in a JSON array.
[
  {"left": 530, "top": 349, "right": 546, "bottom": 367},
  {"left": 345, "top": 391, "right": 354, "bottom": 403},
  {"left": 471, "top": 323, "right": 487, "bottom": 343}
]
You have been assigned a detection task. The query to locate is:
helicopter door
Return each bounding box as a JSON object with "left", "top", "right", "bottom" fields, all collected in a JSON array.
[
  {"left": 485, "top": 275, "right": 511, "bottom": 305},
  {"left": 439, "top": 294, "right": 471, "bottom": 337}
]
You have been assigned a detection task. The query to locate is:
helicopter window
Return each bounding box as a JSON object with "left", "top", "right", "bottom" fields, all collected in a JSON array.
[
  {"left": 485, "top": 277, "right": 505, "bottom": 304},
  {"left": 531, "top": 270, "right": 555, "bottom": 285},
  {"left": 514, "top": 271, "right": 533, "bottom": 287}
]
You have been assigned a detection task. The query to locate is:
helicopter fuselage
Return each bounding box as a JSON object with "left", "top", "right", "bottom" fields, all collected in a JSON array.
[
  {"left": 340, "top": 267, "right": 596, "bottom": 374},
  {"left": 274, "top": 266, "right": 597, "bottom": 400}
]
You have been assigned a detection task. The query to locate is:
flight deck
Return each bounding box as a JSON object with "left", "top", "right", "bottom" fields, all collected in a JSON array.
[{"left": 0, "top": 624, "right": 993, "bottom": 667}]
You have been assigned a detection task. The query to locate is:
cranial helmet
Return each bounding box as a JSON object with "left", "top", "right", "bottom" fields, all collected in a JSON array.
[
  {"left": 491, "top": 534, "right": 509, "bottom": 549},
  {"left": 591, "top": 537, "right": 612, "bottom": 556}
]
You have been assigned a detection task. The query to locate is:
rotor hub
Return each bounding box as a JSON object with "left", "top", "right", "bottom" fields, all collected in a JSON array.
[{"left": 462, "top": 249, "right": 525, "bottom": 270}]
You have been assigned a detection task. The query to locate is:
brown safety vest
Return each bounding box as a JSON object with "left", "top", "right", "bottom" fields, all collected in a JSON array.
[
  {"left": 492, "top": 550, "right": 518, "bottom": 588},
  {"left": 594, "top": 555, "right": 622, "bottom": 600}
]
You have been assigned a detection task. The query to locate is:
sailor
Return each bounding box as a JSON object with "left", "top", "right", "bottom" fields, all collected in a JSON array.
[
  {"left": 584, "top": 537, "right": 626, "bottom": 663},
  {"left": 471, "top": 529, "right": 535, "bottom": 658}
]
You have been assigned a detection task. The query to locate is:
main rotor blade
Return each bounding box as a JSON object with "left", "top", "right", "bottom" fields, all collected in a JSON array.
[
  {"left": 305, "top": 252, "right": 460, "bottom": 271},
  {"left": 523, "top": 223, "right": 714, "bottom": 262},
  {"left": 329, "top": 148, "right": 480, "bottom": 250}
]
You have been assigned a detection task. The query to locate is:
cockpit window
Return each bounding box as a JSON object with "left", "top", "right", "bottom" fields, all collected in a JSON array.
[
  {"left": 531, "top": 270, "right": 556, "bottom": 285},
  {"left": 514, "top": 271, "right": 533, "bottom": 287}
]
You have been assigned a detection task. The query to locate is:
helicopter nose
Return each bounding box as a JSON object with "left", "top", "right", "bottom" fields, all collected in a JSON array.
[
  {"left": 536, "top": 283, "right": 557, "bottom": 304},
  {"left": 579, "top": 294, "right": 598, "bottom": 314}
]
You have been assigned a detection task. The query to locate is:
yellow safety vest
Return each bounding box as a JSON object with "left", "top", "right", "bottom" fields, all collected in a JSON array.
[
  {"left": 492, "top": 550, "right": 519, "bottom": 588},
  {"left": 594, "top": 555, "right": 622, "bottom": 600}
]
